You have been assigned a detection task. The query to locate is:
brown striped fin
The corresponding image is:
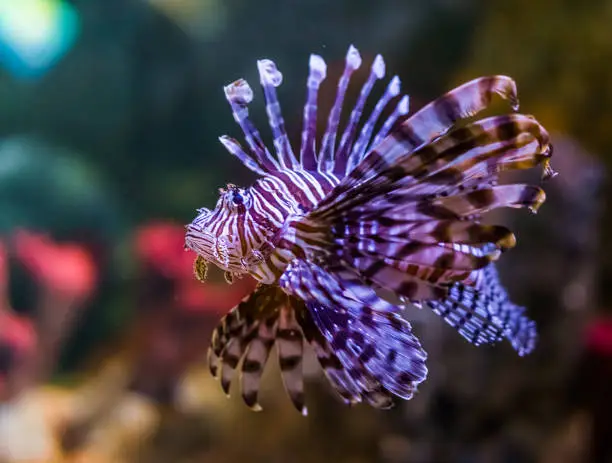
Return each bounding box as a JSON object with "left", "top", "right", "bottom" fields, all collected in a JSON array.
[
  {"left": 341, "top": 254, "right": 456, "bottom": 300},
  {"left": 240, "top": 319, "right": 277, "bottom": 411},
  {"left": 301, "top": 331, "right": 360, "bottom": 405},
  {"left": 347, "top": 239, "right": 492, "bottom": 271},
  {"left": 393, "top": 221, "right": 516, "bottom": 251},
  {"left": 207, "top": 284, "right": 285, "bottom": 408},
  {"left": 430, "top": 184, "right": 546, "bottom": 217},
  {"left": 399, "top": 115, "right": 548, "bottom": 183},
  {"left": 404, "top": 75, "right": 519, "bottom": 146},
  {"left": 338, "top": 75, "right": 519, "bottom": 189},
  {"left": 219, "top": 335, "right": 248, "bottom": 395},
  {"left": 289, "top": 112, "right": 551, "bottom": 301},
  {"left": 311, "top": 114, "right": 550, "bottom": 224},
  {"left": 277, "top": 305, "right": 307, "bottom": 415},
  {"left": 208, "top": 307, "right": 245, "bottom": 379}
]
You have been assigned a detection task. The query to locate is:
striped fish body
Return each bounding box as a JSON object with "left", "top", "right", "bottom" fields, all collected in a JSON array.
[
  {"left": 246, "top": 170, "right": 341, "bottom": 283},
  {"left": 184, "top": 45, "right": 554, "bottom": 415},
  {"left": 187, "top": 169, "right": 340, "bottom": 284}
]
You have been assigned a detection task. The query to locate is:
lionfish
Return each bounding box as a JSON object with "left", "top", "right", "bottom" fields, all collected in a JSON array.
[{"left": 185, "top": 45, "right": 554, "bottom": 415}]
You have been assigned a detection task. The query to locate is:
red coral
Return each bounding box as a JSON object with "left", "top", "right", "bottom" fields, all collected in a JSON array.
[
  {"left": 135, "top": 221, "right": 256, "bottom": 313},
  {"left": 0, "top": 238, "right": 37, "bottom": 400},
  {"left": 12, "top": 230, "right": 98, "bottom": 302},
  {"left": 0, "top": 310, "right": 37, "bottom": 401},
  {"left": 130, "top": 221, "right": 257, "bottom": 401},
  {"left": 176, "top": 278, "right": 256, "bottom": 313},
  {"left": 135, "top": 221, "right": 194, "bottom": 280},
  {"left": 0, "top": 310, "right": 36, "bottom": 358},
  {"left": 0, "top": 240, "right": 7, "bottom": 300},
  {"left": 585, "top": 317, "right": 612, "bottom": 356}
]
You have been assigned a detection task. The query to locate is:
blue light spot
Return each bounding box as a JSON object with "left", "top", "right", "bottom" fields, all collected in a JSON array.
[{"left": 0, "top": 0, "right": 80, "bottom": 78}]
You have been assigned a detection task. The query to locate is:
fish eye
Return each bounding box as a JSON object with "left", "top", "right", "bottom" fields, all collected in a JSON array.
[{"left": 232, "top": 191, "right": 244, "bottom": 205}]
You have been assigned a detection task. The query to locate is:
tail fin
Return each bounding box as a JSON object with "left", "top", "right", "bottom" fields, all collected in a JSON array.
[{"left": 421, "top": 264, "right": 537, "bottom": 355}]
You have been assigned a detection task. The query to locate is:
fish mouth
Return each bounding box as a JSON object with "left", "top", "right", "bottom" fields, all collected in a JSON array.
[{"left": 185, "top": 225, "right": 235, "bottom": 270}]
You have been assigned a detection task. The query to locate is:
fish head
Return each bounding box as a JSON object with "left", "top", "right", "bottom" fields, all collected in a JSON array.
[{"left": 185, "top": 183, "right": 268, "bottom": 276}]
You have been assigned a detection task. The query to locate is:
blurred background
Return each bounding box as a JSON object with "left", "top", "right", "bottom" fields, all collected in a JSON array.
[{"left": 0, "top": 0, "right": 611, "bottom": 462}]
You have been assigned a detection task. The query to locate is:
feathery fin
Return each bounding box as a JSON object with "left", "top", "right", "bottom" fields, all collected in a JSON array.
[
  {"left": 422, "top": 264, "right": 537, "bottom": 355},
  {"left": 279, "top": 259, "right": 428, "bottom": 401}
]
